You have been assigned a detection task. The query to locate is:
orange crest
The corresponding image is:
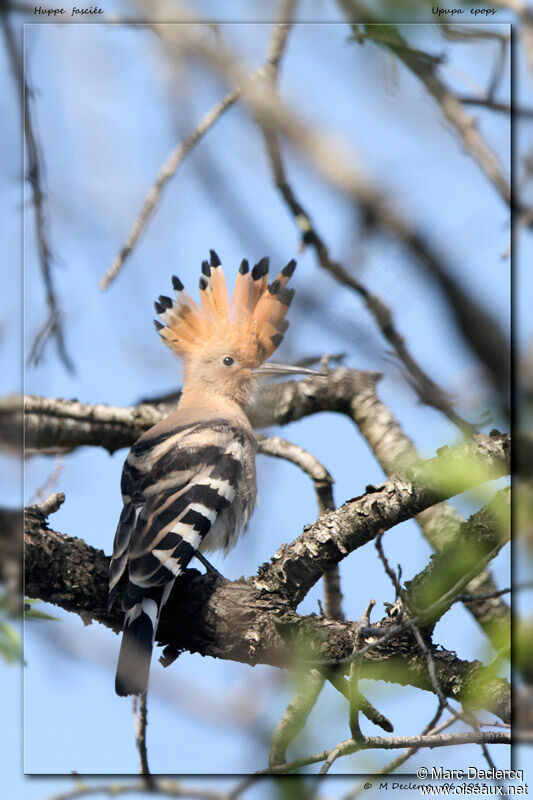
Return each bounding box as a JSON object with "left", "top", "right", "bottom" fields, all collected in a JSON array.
[{"left": 154, "top": 251, "right": 296, "bottom": 367}]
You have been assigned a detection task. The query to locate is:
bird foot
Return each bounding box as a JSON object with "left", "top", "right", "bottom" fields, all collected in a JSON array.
[{"left": 194, "top": 551, "right": 225, "bottom": 578}]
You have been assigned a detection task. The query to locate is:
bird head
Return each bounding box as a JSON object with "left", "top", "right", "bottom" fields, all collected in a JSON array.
[{"left": 154, "top": 251, "right": 322, "bottom": 406}]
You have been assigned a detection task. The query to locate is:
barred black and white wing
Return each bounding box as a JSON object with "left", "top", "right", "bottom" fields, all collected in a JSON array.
[{"left": 108, "top": 414, "right": 256, "bottom": 696}]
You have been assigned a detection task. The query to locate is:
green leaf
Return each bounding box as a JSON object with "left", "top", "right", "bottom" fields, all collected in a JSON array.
[
  {"left": 24, "top": 599, "right": 58, "bottom": 622},
  {"left": 0, "top": 621, "right": 22, "bottom": 663}
]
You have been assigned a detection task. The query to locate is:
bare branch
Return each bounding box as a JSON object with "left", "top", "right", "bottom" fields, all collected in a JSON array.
[
  {"left": 257, "top": 730, "right": 510, "bottom": 775},
  {"left": 1, "top": 10, "right": 74, "bottom": 372},
  {"left": 22, "top": 506, "right": 510, "bottom": 722},
  {"left": 160, "top": 19, "right": 510, "bottom": 409},
  {"left": 133, "top": 693, "right": 152, "bottom": 780},
  {"left": 260, "top": 125, "right": 476, "bottom": 435},
  {"left": 458, "top": 96, "right": 533, "bottom": 117},
  {"left": 339, "top": 4, "right": 510, "bottom": 206},
  {"left": 14, "top": 368, "right": 510, "bottom": 645},
  {"left": 37, "top": 491, "right": 65, "bottom": 517},
  {"left": 100, "top": 5, "right": 296, "bottom": 291}
]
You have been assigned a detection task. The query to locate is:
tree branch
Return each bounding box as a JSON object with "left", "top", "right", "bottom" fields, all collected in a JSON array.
[
  {"left": 22, "top": 430, "right": 510, "bottom": 723},
  {"left": 259, "top": 430, "right": 509, "bottom": 607},
  {"left": 404, "top": 488, "right": 510, "bottom": 634},
  {"left": 12, "top": 367, "right": 511, "bottom": 649},
  {"left": 339, "top": 4, "right": 510, "bottom": 206},
  {"left": 260, "top": 122, "right": 476, "bottom": 436},
  {"left": 13, "top": 368, "right": 379, "bottom": 454},
  {"left": 100, "top": 5, "right": 297, "bottom": 290},
  {"left": 1, "top": 10, "right": 74, "bottom": 372},
  {"left": 154, "top": 17, "right": 509, "bottom": 410},
  {"left": 257, "top": 730, "right": 510, "bottom": 775}
]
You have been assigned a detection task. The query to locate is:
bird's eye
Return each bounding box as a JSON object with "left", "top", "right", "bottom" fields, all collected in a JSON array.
[{"left": 222, "top": 356, "right": 235, "bottom": 367}]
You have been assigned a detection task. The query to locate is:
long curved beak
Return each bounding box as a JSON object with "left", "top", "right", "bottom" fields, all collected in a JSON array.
[{"left": 252, "top": 362, "right": 327, "bottom": 377}]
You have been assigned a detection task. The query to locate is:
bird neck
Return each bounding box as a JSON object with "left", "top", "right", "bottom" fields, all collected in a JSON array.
[{"left": 178, "top": 384, "right": 250, "bottom": 423}]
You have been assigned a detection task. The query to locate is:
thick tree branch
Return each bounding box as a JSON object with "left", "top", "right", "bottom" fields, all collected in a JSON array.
[
  {"left": 22, "top": 430, "right": 510, "bottom": 723},
  {"left": 404, "top": 489, "right": 510, "bottom": 634},
  {"left": 258, "top": 431, "right": 509, "bottom": 607},
  {"left": 11, "top": 367, "right": 510, "bottom": 645},
  {"left": 23, "top": 507, "right": 510, "bottom": 723},
  {"left": 12, "top": 369, "right": 378, "bottom": 454}
]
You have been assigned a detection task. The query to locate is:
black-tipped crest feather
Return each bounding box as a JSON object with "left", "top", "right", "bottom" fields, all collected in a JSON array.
[
  {"left": 281, "top": 259, "right": 297, "bottom": 279},
  {"left": 154, "top": 253, "right": 296, "bottom": 362},
  {"left": 252, "top": 257, "right": 269, "bottom": 281},
  {"left": 158, "top": 295, "right": 173, "bottom": 309}
]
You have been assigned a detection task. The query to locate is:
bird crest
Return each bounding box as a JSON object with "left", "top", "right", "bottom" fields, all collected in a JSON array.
[{"left": 154, "top": 250, "right": 296, "bottom": 367}]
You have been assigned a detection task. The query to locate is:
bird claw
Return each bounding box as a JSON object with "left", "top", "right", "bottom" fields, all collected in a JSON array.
[{"left": 194, "top": 551, "right": 225, "bottom": 578}]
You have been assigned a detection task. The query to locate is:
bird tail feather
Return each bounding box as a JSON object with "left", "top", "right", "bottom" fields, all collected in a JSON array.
[{"left": 115, "top": 600, "right": 158, "bottom": 697}]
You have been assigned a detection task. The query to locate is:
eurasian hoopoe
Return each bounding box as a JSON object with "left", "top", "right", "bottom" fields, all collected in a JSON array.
[{"left": 107, "top": 250, "right": 321, "bottom": 697}]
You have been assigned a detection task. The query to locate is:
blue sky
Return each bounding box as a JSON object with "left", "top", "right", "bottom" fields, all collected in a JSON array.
[{"left": 0, "top": 0, "right": 526, "bottom": 795}]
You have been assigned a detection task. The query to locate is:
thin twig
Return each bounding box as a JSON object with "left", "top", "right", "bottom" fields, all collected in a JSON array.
[
  {"left": 260, "top": 96, "right": 477, "bottom": 436},
  {"left": 328, "top": 672, "right": 393, "bottom": 733},
  {"left": 340, "top": 1, "right": 511, "bottom": 206},
  {"left": 341, "top": 716, "right": 457, "bottom": 799},
  {"left": 255, "top": 731, "right": 510, "bottom": 774},
  {"left": 100, "top": 5, "right": 296, "bottom": 291},
  {"left": 458, "top": 96, "right": 533, "bottom": 117},
  {"left": 456, "top": 586, "right": 512, "bottom": 603},
  {"left": 374, "top": 533, "right": 503, "bottom": 776},
  {"left": 133, "top": 692, "right": 152, "bottom": 780},
  {"left": 1, "top": 10, "right": 74, "bottom": 372},
  {"left": 100, "top": 82, "right": 246, "bottom": 290}
]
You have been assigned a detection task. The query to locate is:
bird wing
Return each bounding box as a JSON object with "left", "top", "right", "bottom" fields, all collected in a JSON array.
[
  {"left": 109, "top": 416, "right": 255, "bottom": 696},
  {"left": 108, "top": 417, "right": 254, "bottom": 609}
]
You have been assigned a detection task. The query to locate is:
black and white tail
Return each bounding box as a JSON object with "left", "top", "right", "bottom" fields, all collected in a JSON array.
[{"left": 115, "top": 589, "right": 168, "bottom": 696}]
